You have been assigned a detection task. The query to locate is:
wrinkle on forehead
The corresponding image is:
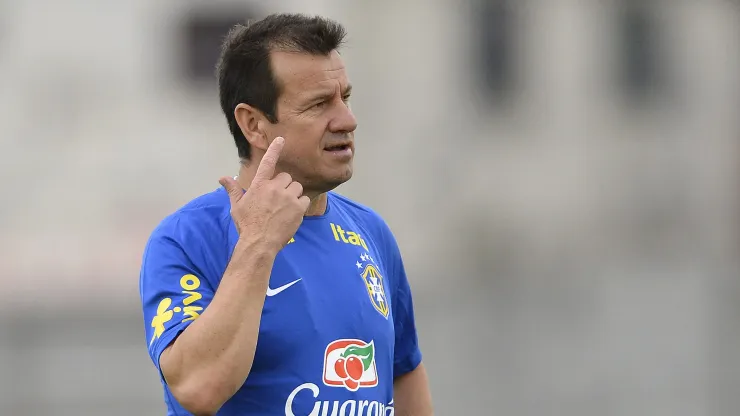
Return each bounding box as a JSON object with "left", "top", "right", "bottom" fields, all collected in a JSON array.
[{"left": 271, "top": 50, "right": 349, "bottom": 98}]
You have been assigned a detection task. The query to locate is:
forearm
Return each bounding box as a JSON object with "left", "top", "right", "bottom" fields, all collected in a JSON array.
[
  {"left": 160, "top": 238, "right": 277, "bottom": 414},
  {"left": 394, "top": 363, "right": 433, "bottom": 416}
]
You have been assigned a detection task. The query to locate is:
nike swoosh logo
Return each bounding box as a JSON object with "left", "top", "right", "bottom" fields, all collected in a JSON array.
[{"left": 266, "top": 278, "right": 302, "bottom": 297}]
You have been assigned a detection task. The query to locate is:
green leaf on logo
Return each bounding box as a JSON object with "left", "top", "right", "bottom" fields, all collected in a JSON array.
[{"left": 341, "top": 341, "right": 375, "bottom": 371}]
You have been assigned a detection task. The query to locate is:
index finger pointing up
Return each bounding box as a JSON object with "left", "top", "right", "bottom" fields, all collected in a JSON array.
[{"left": 252, "top": 137, "right": 285, "bottom": 184}]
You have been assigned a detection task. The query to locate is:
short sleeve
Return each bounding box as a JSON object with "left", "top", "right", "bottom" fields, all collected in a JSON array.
[
  {"left": 383, "top": 227, "right": 423, "bottom": 379},
  {"left": 139, "top": 222, "right": 216, "bottom": 377}
]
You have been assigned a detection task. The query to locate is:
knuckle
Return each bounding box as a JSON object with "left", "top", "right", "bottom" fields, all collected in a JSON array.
[{"left": 266, "top": 184, "right": 279, "bottom": 196}]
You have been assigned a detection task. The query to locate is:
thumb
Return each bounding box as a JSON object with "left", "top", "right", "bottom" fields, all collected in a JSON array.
[{"left": 219, "top": 176, "right": 244, "bottom": 205}]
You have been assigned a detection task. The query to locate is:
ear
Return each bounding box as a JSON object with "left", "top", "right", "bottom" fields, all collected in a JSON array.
[{"left": 234, "top": 103, "right": 269, "bottom": 152}]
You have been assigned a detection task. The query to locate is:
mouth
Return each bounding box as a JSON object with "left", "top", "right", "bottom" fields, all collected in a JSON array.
[
  {"left": 323, "top": 143, "right": 352, "bottom": 152},
  {"left": 323, "top": 142, "right": 353, "bottom": 159}
]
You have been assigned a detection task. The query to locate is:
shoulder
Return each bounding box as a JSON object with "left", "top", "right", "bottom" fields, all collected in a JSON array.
[
  {"left": 329, "top": 191, "right": 386, "bottom": 226},
  {"left": 140, "top": 188, "right": 233, "bottom": 289},
  {"left": 329, "top": 191, "right": 397, "bottom": 247},
  {"left": 145, "top": 188, "right": 232, "bottom": 254}
]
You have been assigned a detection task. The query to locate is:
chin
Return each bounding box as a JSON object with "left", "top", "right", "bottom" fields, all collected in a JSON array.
[{"left": 316, "top": 169, "right": 353, "bottom": 193}]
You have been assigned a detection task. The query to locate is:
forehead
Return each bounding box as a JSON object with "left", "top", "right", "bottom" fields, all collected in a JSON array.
[{"left": 270, "top": 50, "right": 349, "bottom": 99}]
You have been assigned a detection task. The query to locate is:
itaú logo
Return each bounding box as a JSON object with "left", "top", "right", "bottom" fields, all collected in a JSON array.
[{"left": 284, "top": 383, "right": 394, "bottom": 416}]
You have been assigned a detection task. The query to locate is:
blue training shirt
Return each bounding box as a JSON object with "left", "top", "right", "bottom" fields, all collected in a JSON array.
[{"left": 139, "top": 187, "right": 422, "bottom": 415}]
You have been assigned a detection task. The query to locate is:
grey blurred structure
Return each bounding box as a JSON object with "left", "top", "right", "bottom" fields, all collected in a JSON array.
[{"left": 1, "top": 0, "right": 738, "bottom": 415}]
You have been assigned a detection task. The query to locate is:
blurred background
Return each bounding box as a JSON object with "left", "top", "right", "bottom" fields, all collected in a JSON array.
[{"left": 0, "top": 0, "right": 738, "bottom": 415}]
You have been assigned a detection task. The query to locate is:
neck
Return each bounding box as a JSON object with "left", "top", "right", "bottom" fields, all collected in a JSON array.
[{"left": 237, "top": 162, "right": 328, "bottom": 217}]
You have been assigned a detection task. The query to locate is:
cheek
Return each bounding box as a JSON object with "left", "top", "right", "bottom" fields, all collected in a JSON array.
[
  {"left": 282, "top": 133, "right": 323, "bottom": 165},
  {"left": 292, "top": 120, "right": 329, "bottom": 150},
  {"left": 278, "top": 115, "right": 330, "bottom": 159}
]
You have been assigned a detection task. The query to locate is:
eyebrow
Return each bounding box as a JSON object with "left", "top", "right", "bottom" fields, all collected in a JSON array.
[{"left": 304, "top": 84, "right": 353, "bottom": 103}]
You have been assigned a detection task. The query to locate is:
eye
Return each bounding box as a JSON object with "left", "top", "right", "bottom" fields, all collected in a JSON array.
[
  {"left": 342, "top": 94, "right": 351, "bottom": 103},
  {"left": 311, "top": 100, "right": 328, "bottom": 110}
]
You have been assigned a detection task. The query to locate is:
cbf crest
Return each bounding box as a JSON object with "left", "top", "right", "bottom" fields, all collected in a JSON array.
[{"left": 356, "top": 252, "right": 389, "bottom": 319}]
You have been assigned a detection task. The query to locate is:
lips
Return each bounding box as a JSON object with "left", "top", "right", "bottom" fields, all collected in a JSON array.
[{"left": 324, "top": 142, "right": 352, "bottom": 151}]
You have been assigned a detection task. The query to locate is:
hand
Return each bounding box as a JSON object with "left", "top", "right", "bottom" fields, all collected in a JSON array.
[{"left": 219, "top": 137, "right": 310, "bottom": 251}]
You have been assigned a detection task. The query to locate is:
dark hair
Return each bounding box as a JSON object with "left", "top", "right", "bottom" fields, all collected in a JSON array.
[{"left": 216, "top": 13, "right": 347, "bottom": 160}]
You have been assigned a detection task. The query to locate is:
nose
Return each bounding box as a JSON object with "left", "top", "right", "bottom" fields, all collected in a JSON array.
[{"left": 328, "top": 101, "right": 358, "bottom": 134}]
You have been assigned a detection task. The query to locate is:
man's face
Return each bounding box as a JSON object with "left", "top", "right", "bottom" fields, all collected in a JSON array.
[{"left": 265, "top": 50, "right": 357, "bottom": 194}]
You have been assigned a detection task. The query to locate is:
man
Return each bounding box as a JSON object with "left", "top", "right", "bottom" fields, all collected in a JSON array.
[{"left": 139, "top": 13, "right": 432, "bottom": 416}]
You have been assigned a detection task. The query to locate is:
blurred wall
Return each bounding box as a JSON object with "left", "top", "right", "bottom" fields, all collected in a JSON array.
[{"left": 0, "top": 0, "right": 738, "bottom": 415}]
